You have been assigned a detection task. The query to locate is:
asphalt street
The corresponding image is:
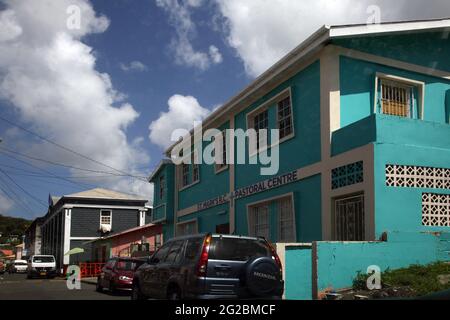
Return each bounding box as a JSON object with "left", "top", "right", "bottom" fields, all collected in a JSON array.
[{"left": 0, "top": 273, "right": 130, "bottom": 300}]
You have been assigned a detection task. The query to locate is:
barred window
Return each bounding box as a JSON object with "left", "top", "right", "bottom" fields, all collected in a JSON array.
[
  {"left": 380, "top": 80, "right": 413, "bottom": 118},
  {"left": 277, "top": 97, "right": 293, "bottom": 139},
  {"left": 253, "top": 110, "right": 269, "bottom": 151}
]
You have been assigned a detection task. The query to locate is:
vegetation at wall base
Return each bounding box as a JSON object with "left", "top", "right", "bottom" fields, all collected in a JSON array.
[{"left": 353, "top": 262, "right": 450, "bottom": 298}]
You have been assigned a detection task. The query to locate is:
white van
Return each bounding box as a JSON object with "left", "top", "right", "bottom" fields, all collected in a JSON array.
[{"left": 27, "top": 255, "right": 57, "bottom": 279}]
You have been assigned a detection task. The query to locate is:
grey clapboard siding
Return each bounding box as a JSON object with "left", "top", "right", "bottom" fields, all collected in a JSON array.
[{"left": 71, "top": 208, "right": 140, "bottom": 237}]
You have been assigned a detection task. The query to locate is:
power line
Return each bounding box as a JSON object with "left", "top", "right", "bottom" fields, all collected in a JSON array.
[
  {"left": 0, "top": 176, "right": 36, "bottom": 214},
  {"left": 0, "top": 115, "right": 149, "bottom": 180},
  {"left": 0, "top": 167, "right": 48, "bottom": 208},
  {"left": 0, "top": 147, "right": 148, "bottom": 181},
  {"left": 0, "top": 152, "right": 145, "bottom": 200},
  {"left": 0, "top": 151, "right": 95, "bottom": 190}
]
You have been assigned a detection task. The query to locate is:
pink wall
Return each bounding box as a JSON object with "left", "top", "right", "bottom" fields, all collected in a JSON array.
[{"left": 110, "top": 225, "right": 163, "bottom": 257}]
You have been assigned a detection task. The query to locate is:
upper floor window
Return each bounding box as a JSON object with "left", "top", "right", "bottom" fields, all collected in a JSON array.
[
  {"left": 215, "top": 130, "right": 228, "bottom": 173},
  {"left": 192, "top": 151, "right": 200, "bottom": 182},
  {"left": 182, "top": 163, "right": 189, "bottom": 188},
  {"left": 246, "top": 88, "right": 294, "bottom": 156},
  {"left": 381, "top": 80, "right": 413, "bottom": 117},
  {"left": 100, "top": 210, "right": 112, "bottom": 232},
  {"left": 277, "top": 96, "right": 293, "bottom": 139},
  {"left": 253, "top": 110, "right": 269, "bottom": 150},
  {"left": 159, "top": 175, "right": 165, "bottom": 200},
  {"left": 376, "top": 74, "right": 424, "bottom": 120}
]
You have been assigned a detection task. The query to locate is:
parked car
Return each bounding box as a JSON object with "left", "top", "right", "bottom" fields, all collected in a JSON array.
[
  {"left": 97, "top": 257, "right": 146, "bottom": 293},
  {"left": 27, "top": 255, "right": 57, "bottom": 279},
  {"left": 131, "top": 233, "right": 284, "bottom": 300},
  {"left": 9, "top": 260, "right": 28, "bottom": 273},
  {"left": 0, "top": 260, "right": 5, "bottom": 274}
]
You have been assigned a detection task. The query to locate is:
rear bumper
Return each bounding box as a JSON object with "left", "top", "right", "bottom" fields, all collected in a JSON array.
[{"left": 29, "top": 269, "right": 57, "bottom": 277}]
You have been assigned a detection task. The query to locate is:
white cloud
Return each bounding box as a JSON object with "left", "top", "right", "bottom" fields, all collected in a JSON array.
[
  {"left": 0, "top": 0, "right": 152, "bottom": 203},
  {"left": 209, "top": 45, "right": 223, "bottom": 64},
  {"left": 215, "top": 0, "right": 450, "bottom": 77},
  {"left": 156, "top": 0, "right": 223, "bottom": 70},
  {"left": 149, "top": 94, "right": 211, "bottom": 149},
  {"left": 120, "top": 60, "right": 148, "bottom": 72},
  {"left": 0, "top": 193, "right": 14, "bottom": 213}
]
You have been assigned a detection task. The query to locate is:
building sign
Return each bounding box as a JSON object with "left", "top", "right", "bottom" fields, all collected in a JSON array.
[
  {"left": 197, "top": 194, "right": 229, "bottom": 211},
  {"left": 233, "top": 170, "right": 299, "bottom": 199},
  {"left": 195, "top": 170, "right": 299, "bottom": 211}
]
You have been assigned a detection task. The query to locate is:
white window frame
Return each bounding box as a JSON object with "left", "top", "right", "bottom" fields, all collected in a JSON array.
[
  {"left": 374, "top": 73, "right": 425, "bottom": 120},
  {"left": 192, "top": 150, "right": 200, "bottom": 184},
  {"left": 99, "top": 210, "right": 112, "bottom": 228},
  {"left": 246, "top": 87, "right": 295, "bottom": 157},
  {"left": 177, "top": 151, "right": 201, "bottom": 191},
  {"left": 277, "top": 196, "right": 296, "bottom": 243},
  {"left": 214, "top": 129, "right": 229, "bottom": 174},
  {"left": 246, "top": 192, "right": 297, "bottom": 243}
]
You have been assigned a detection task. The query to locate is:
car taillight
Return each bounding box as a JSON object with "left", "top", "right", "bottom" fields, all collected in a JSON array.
[
  {"left": 267, "top": 241, "right": 282, "bottom": 273},
  {"left": 196, "top": 235, "right": 211, "bottom": 277}
]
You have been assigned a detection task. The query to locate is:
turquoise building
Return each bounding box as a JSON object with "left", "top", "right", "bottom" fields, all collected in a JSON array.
[{"left": 148, "top": 19, "right": 450, "bottom": 296}]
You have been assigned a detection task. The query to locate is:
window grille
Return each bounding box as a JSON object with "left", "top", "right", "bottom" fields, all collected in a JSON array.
[
  {"left": 422, "top": 193, "right": 450, "bottom": 227},
  {"left": 334, "top": 194, "right": 365, "bottom": 241},
  {"left": 381, "top": 80, "right": 413, "bottom": 117},
  {"left": 277, "top": 97, "right": 293, "bottom": 139},
  {"left": 386, "top": 165, "right": 450, "bottom": 189}
]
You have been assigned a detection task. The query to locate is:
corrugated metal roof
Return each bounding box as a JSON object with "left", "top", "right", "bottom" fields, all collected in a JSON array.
[{"left": 64, "top": 188, "right": 147, "bottom": 201}]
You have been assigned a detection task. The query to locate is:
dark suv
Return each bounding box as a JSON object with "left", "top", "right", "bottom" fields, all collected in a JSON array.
[{"left": 131, "top": 233, "right": 284, "bottom": 300}]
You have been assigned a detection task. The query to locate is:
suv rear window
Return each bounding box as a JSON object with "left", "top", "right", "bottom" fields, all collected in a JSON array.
[
  {"left": 33, "top": 256, "right": 54, "bottom": 263},
  {"left": 209, "top": 237, "right": 271, "bottom": 261}
]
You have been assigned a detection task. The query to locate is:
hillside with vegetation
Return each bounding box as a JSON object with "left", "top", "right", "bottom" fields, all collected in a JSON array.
[{"left": 0, "top": 214, "right": 32, "bottom": 245}]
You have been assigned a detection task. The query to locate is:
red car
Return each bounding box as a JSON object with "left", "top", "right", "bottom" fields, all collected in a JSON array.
[{"left": 96, "top": 257, "right": 145, "bottom": 293}]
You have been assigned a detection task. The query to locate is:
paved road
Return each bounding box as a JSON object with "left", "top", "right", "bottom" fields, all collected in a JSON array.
[{"left": 0, "top": 273, "right": 130, "bottom": 300}]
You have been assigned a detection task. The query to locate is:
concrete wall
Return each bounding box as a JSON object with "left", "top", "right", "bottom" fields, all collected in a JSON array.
[{"left": 282, "top": 231, "right": 450, "bottom": 300}]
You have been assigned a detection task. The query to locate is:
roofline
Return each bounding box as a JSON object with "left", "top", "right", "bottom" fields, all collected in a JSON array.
[
  {"left": 164, "top": 17, "right": 450, "bottom": 156},
  {"left": 148, "top": 159, "right": 172, "bottom": 182}
]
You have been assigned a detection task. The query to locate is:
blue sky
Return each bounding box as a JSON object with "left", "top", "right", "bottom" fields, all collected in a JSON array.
[{"left": 1, "top": 0, "right": 449, "bottom": 219}]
